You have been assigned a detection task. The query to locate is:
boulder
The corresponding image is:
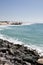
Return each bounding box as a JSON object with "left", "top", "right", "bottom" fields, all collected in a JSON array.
[{"left": 37, "top": 58, "right": 43, "bottom": 64}]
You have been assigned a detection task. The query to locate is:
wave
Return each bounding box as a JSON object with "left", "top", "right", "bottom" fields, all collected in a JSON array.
[
  {"left": 0, "top": 34, "right": 23, "bottom": 45},
  {"left": 0, "top": 34, "right": 43, "bottom": 56}
]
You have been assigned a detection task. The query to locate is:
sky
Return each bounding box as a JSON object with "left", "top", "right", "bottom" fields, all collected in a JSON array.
[{"left": 0, "top": 0, "right": 43, "bottom": 23}]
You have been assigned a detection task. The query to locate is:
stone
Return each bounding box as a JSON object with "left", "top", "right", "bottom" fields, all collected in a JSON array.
[
  {"left": 23, "top": 55, "right": 37, "bottom": 63},
  {"left": 14, "top": 57, "right": 22, "bottom": 63},
  {"left": 37, "top": 58, "right": 43, "bottom": 64},
  {"left": 4, "top": 63, "right": 10, "bottom": 65},
  {"left": 5, "top": 55, "right": 14, "bottom": 60},
  {"left": 0, "top": 39, "right": 3, "bottom": 43},
  {"left": 0, "top": 57, "right": 6, "bottom": 61},
  {"left": 25, "top": 62, "right": 31, "bottom": 65},
  {"left": 9, "top": 48, "right": 14, "bottom": 55}
]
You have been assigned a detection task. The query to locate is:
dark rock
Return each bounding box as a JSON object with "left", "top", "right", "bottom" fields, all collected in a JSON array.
[
  {"left": 13, "top": 57, "right": 22, "bottom": 63},
  {"left": 4, "top": 62, "right": 12, "bottom": 65},
  {"left": 0, "top": 39, "right": 3, "bottom": 43}
]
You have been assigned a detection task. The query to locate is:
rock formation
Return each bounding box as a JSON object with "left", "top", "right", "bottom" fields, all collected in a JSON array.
[{"left": 0, "top": 39, "right": 42, "bottom": 65}]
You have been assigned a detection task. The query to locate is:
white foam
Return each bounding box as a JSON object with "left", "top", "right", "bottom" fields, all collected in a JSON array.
[
  {"left": 24, "top": 44, "right": 43, "bottom": 56},
  {"left": 0, "top": 34, "right": 23, "bottom": 45}
]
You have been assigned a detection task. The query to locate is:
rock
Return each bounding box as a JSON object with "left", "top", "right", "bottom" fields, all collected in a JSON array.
[
  {"left": 4, "top": 62, "right": 12, "bottom": 65},
  {"left": 14, "top": 57, "right": 22, "bottom": 63},
  {"left": 4, "top": 63, "right": 10, "bottom": 65},
  {"left": 0, "top": 48, "right": 8, "bottom": 50},
  {"left": 14, "top": 61, "right": 22, "bottom": 65},
  {"left": 23, "top": 55, "right": 37, "bottom": 63},
  {"left": 28, "top": 49, "right": 39, "bottom": 57},
  {"left": 2, "top": 40, "right": 11, "bottom": 48},
  {"left": 0, "top": 39, "right": 3, "bottom": 43},
  {"left": 37, "top": 58, "right": 43, "bottom": 64},
  {"left": 0, "top": 48, "right": 8, "bottom": 53},
  {"left": 14, "top": 44, "right": 22, "bottom": 49},
  {"left": 9, "top": 48, "right": 14, "bottom": 55},
  {"left": 25, "top": 62, "right": 31, "bottom": 65},
  {"left": 5, "top": 55, "right": 14, "bottom": 60},
  {"left": 0, "top": 57, "right": 6, "bottom": 61}
]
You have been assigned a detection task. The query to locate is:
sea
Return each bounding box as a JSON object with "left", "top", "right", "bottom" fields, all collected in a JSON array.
[{"left": 0, "top": 23, "right": 43, "bottom": 56}]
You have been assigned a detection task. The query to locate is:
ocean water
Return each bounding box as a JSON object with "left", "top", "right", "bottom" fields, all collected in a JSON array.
[{"left": 0, "top": 23, "right": 43, "bottom": 56}]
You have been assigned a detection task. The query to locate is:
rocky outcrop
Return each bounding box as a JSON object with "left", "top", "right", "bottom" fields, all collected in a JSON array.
[{"left": 0, "top": 39, "right": 42, "bottom": 65}]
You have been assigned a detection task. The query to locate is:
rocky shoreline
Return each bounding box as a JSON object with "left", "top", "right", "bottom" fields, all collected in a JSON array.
[{"left": 0, "top": 39, "right": 43, "bottom": 65}]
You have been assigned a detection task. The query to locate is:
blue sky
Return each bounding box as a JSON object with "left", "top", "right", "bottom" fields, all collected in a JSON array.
[{"left": 0, "top": 0, "right": 43, "bottom": 23}]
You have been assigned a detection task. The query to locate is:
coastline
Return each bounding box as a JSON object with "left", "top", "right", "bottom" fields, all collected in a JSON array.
[
  {"left": 0, "top": 38, "right": 43, "bottom": 65},
  {"left": 0, "top": 24, "right": 43, "bottom": 57},
  {"left": 0, "top": 33, "right": 43, "bottom": 57},
  {"left": 0, "top": 23, "right": 43, "bottom": 65}
]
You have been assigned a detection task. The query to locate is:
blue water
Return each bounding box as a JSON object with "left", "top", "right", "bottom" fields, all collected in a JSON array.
[{"left": 0, "top": 24, "right": 43, "bottom": 55}]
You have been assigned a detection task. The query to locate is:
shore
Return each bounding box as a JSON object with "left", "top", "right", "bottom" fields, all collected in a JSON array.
[{"left": 0, "top": 39, "right": 43, "bottom": 65}]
